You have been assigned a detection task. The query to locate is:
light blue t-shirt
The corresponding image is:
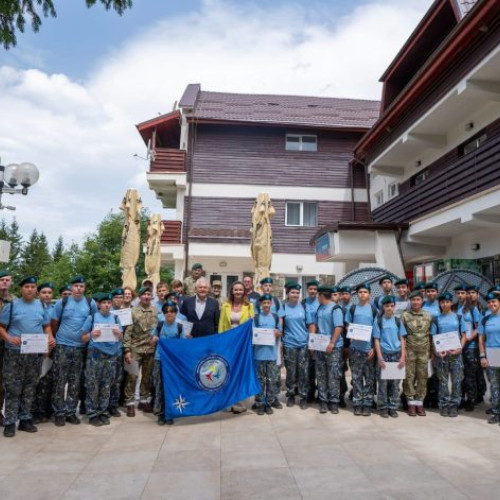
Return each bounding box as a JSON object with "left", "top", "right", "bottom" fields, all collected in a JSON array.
[
  {"left": 478, "top": 313, "right": 500, "bottom": 349},
  {"left": 303, "top": 297, "right": 320, "bottom": 326},
  {"left": 458, "top": 305, "right": 482, "bottom": 350},
  {"left": 372, "top": 316, "right": 407, "bottom": 354},
  {"left": 316, "top": 303, "right": 344, "bottom": 348},
  {"left": 253, "top": 311, "right": 280, "bottom": 361},
  {"left": 423, "top": 300, "right": 440, "bottom": 318},
  {"left": 430, "top": 312, "right": 467, "bottom": 335},
  {"left": 52, "top": 296, "right": 97, "bottom": 347},
  {"left": 279, "top": 302, "right": 308, "bottom": 348},
  {"left": 345, "top": 303, "right": 376, "bottom": 352},
  {"left": 154, "top": 320, "right": 185, "bottom": 361},
  {"left": 0, "top": 299, "right": 50, "bottom": 351},
  {"left": 82, "top": 311, "right": 122, "bottom": 356}
]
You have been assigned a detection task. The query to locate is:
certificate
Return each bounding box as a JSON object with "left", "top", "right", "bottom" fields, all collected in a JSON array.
[
  {"left": 93, "top": 324, "right": 118, "bottom": 343},
  {"left": 112, "top": 308, "right": 132, "bottom": 326},
  {"left": 20, "top": 334, "right": 48, "bottom": 354},
  {"left": 433, "top": 331, "right": 461, "bottom": 352},
  {"left": 380, "top": 362, "right": 406, "bottom": 380},
  {"left": 487, "top": 347, "right": 500, "bottom": 368},
  {"left": 177, "top": 320, "right": 193, "bottom": 336},
  {"left": 252, "top": 327, "right": 276, "bottom": 346},
  {"left": 394, "top": 301, "right": 409, "bottom": 318},
  {"left": 346, "top": 323, "right": 372, "bottom": 342},
  {"left": 465, "top": 322, "right": 473, "bottom": 340},
  {"left": 308, "top": 334, "right": 331, "bottom": 352}
]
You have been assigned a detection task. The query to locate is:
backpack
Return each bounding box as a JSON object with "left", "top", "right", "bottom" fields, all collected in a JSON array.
[
  {"left": 59, "top": 296, "right": 93, "bottom": 321},
  {"left": 156, "top": 320, "right": 183, "bottom": 338},
  {"left": 254, "top": 313, "right": 279, "bottom": 329},
  {"left": 349, "top": 303, "right": 378, "bottom": 324},
  {"left": 481, "top": 314, "right": 494, "bottom": 328},
  {"left": 376, "top": 315, "right": 401, "bottom": 331}
]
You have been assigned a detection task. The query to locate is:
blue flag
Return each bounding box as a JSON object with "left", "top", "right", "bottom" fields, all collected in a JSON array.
[{"left": 159, "top": 319, "right": 260, "bottom": 419}]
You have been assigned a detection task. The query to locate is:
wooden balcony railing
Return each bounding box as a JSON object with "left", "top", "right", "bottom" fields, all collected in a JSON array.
[
  {"left": 161, "top": 221, "right": 182, "bottom": 244},
  {"left": 150, "top": 148, "right": 186, "bottom": 173}
]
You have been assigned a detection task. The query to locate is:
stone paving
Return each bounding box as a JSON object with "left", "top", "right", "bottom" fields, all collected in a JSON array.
[{"left": 2, "top": 398, "right": 500, "bottom": 499}]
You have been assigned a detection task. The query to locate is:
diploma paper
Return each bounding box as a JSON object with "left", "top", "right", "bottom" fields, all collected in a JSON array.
[
  {"left": 112, "top": 308, "right": 133, "bottom": 326},
  {"left": 346, "top": 323, "right": 372, "bottom": 342},
  {"left": 20, "top": 334, "right": 48, "bottom": 354},
  {"left": 176, "top": 320, "right": 193, "bottom": 336},
  {"left": 252, "top": 327, "right": 276, "bottom": 346},
  {"left": 394, "top": 301, "right": 409, "bottom": 318},
  {"left": 124, "top": 359, "right": 140, "bottom": 376},
  {"left": 308, "top": 334, "right": 331, "bottom": 352},
  {"left": 487, "top": 348, "right": 500, "bottom": 368},
  {"left": 93, "top": 324, "right": 118, "bottom": 343},
  {"left": 381, "top": 362, "right": 406, "bottom": 380},
  {"left": 433, "top": 331, "right": 461, "bottom": 352}
]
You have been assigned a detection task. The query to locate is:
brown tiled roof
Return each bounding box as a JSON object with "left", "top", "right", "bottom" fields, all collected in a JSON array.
[{"left": 190, "top": 90, "right": 380, "bottom": 130}]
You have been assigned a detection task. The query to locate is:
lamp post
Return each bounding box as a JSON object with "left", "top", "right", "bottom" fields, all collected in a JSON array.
[{"left": 0, "top": 158, "right": 40, "bottom": 210}]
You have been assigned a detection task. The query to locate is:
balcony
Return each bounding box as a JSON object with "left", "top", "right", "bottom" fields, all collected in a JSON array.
[
  {"left": 151, "top": 148, "right": 186, "bottom": 173},
  {"left": 161, "top": 220, "right": 182, "bottom": 244}
]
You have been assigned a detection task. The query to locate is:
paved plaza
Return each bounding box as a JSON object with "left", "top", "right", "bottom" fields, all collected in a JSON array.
[{"left": 1, "top": 398, "right": 500, "bottom": 500}]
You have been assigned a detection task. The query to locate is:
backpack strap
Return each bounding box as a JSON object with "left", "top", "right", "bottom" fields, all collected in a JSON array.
[
  {"left": 273, "top": 296, "right": 280, "bottom": 311},
  {"left": 254, "top": 314, "right": 260, "bottom": 328},
  {"left": 177, "top": 322, "right": 182, "bottom": 337},
  {"left": 156, "top": 320, "right": 164, "bottom": 334},
  {"left": 6, "top": 300, "right": 14, "bottom": 331},
  {"left": 59, "top": 296, "right": 69, "bottom": 321},
  {"left": 481, "top": 314, "right": 492, "bottom": 328},
  {"left": 272, "top": 313, "right": 279, "bottom": 329}
]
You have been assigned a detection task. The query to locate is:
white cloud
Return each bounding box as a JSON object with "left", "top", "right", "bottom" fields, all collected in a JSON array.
[{"left": 0, "top": 0, "right": 432, "bottom": 248}]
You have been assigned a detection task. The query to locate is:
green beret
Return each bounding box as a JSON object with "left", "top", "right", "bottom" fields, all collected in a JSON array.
[
  {"left": 394, "top": 279, "right": 409, "bottom": 287},
  {"left": 409, "top": 291, "right": 424, "bottom": 300},
  {"left": 138, "top": 286, "right": 152, "bottom": 296},
  {"left": 260, "top": 277, "right": 273, "bottom": 285},
  {"left": 413, "top": 281, "right": 426, "bottom": 291},
  {"left": 438, "top": 292, "right": 453, "bottom": 302},
  {"left": 378, "top": 275, "right": 393, "bottom": 285},
  {"left": 466, "top": 285, "right": 479, "bottom": 292},
  {"left": 259, "top": 293, "right": 274, "bottom": 302},
  {"left": 425, "top": 282, "right": 439, "bottom": 291},
  {"left": 37, "top": 281, "right": 54, "bottom": 292},
  {"left": 111, "top": 288, "right": 124, "bottom": 297},
  {"left": 165, "top": 292, "right": 179, "bottom": 301},
  {"left": 306, "top": 280, "right": 319, "bottom": 288},
  {"left": 485, "top": 292, "right": 500, "bottom": 302},
  {"left": 355, "top": 282, "right": 371, "bottom": 293},
  {"left": 96, "top": 293, "right": 112, "bottom": 302},
  {"left": 487, "top": 285, "right": 500, "bottom": 294},
  {"left": 59, "top": 284, "right": 71, "bottom": 294},
  {"left": 19, "top": 276, "right": 37, "bottom": 287},
  {"left": 70, "top": 275, "right": 85, "bottom": 284},
  {"left": 161, "top": 300, "right": 179, "bottom": 313},
  {"left": 331, "top": 286, "right": 340, "bottom": 293},
  {"left": 339, "top": 286, "right": 352, "bottom": 293},
  {"left": 0, "top": 270, "right": 12, "bottom": 279},
  {"left": 191, "top": 263, "right": 203, "bottom": 270},
  {"left": 381, "top": 295, "right": 396, "bottom": 305},
  {"left": 285, "top": 282, "right": 301, "bottom": 292},
  {"left": 453, "top": 284, "right": 467, "bottom": 292},
  {"left": 318, "top": 286, "right": 332, "bottom": 294}
]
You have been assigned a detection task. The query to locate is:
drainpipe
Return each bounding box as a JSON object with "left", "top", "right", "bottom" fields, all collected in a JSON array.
[
  {"left": 349, "top": 159, "right": 355, "bottom": 221},
  {"left": 184, "top": 122, "right": 195, "bottom": 279}
]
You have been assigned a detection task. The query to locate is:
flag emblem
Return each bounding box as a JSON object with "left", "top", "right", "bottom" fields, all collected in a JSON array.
[{"left": 196, "top": 354, "right": 229, "bottom": 392}]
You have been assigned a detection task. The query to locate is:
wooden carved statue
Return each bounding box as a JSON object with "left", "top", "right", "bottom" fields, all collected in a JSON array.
[
  {"left": 119, "top": 188, "right": 143, "bottom": 290},
  {"left": 250, "top": 193, "right": 275, "bottom": 289},
  {"left": 145, "top": 213, "right": 165, "bottom": 290}
]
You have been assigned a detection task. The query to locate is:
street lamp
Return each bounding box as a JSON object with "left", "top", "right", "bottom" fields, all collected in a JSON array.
[{"left": 0, "top": 158, "right": 40, "bottom": 210}]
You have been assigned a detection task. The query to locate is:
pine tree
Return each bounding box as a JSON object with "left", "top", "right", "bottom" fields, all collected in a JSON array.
[
  {"left": 52, "top": 236, "right": 65, "bottom": 262},
  {"left": 19, "top": 229, "right": 52, "bottom": 277}
]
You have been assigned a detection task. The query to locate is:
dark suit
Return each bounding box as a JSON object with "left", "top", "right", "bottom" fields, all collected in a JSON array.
[{"left": 180, "top": 295, "right": 220, "bottom": 338}]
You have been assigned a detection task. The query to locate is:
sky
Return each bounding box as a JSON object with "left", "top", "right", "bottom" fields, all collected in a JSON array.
[{"left": 0, "top": 0, "right": 433, "bottom": 248}]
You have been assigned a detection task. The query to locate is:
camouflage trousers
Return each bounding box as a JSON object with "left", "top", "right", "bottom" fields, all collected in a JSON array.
[
  {"left": 283, "top": 346, "right": 309, "bottom": 399},
  {"left": 403, "top": 347, "right": 429, "bottom": 403},
  {"left": 436, "top": 353, "right": 464, "bottom": 409},
  {"left": 486, "top": 367, "right": 500, "bottom": 414},
  {"left": 350, "top": 348, "right": 375, "bottom": 408},
  {"left": 109, "top": 354, "right": 124, "bottom": 410},
  {"left": 307, "top": 352, "right": 317, "bottom": 399},
  {"left": 0, "top": 340, "right": 4, "bottom": 414},
  {"left": 462, "top": 348, "right": 480, "bottom": 403},
  {"left": 3, "top": 349, "right": 42, "bottom": 426},
  {"left": 124, "top": 351, "right": 154, "bottom": 405},
  {"left": 153, "top": 360, "right": 164, "bottom": 416},
  {"left": 255, "top": 360, "right": 281, "bottom": 406},
  {"left": 31, "top": 357, "right": 54, "bottom": 418},
  {"left": 377, "top": 351, "right": 401, "bottom": 410},
  {"left": 52, "top": 345, "right": 86, "bottom": 417},
  {"left": 85, "top": 348, "right": 119, "bottom": 418},
  {"left": 315, "top": 348, "right": 342, "bottom": 403}
]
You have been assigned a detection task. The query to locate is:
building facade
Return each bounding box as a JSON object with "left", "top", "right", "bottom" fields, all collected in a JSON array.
[{"left": 137, "top": 85, "right": 379, "bottom": 295}]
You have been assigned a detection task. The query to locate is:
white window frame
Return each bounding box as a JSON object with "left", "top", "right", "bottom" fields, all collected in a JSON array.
[
  {"left": 387, "top": 182, "right": 399, "bottom": 199},
  {"left": 374, "top": 190, "right": 384, "bottom": 207},
  {"left": 285, "top": 201, "right": 318, "bottom": 227},
  {"left": 285, "top": 134, "right": 318, "bottom": 152}
]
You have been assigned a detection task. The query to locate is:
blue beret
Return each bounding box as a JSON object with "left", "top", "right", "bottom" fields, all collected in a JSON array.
[
  {"left": 260, "top": 277, "right": 273, "bottom": 285},
  {"left": 0, "top": 270, "right": 12, "bottom": 279},
  {"left": 453, "top": 284, "right": 467, "bottom": 292},
  {"left": 306, "top": 280, "right": 319, "bottom": 288},
  {"left": 165, "top": 292, "right": 179, "bottom": 301},
  {"left": 191, "top": 263, "right": 203, "bottom": 270},
  {"left": 285, "top": 282, "right": 301, "bottom": 291},
  {"left": 409, "top": 291, "right": 424, "bottom": 299},
  {"left": 413, "top": 281, "right": 426, "bottom": 291},
  {"left": 378, "top": 275, "right": 393, "bottom": 285},
  {"left": 438, "top": 292, "right": 454, "bottom": 302},
  {"left": 339, "top": 286, "right": 352, "bottom": 293},
  {"left": 488, "top": 286, "right": 500, "bottom": 294},
  {"left": 355, "top": 282, "right": 371, "bottom": 292},
  {"left": 381, "top": 295, "right": 396, "bottom": 305},
  {"left": 70, "top": 275, "right": 85, "bottom": 284},
  {"left": 318, "top": 286, "right": 332, "bottom": 294},
  {"left": 486, "top": 292, "right": 500, "bottom": 302},
  {"left": 59, "top": 284, "right": 71, "bottom": 294},
  {"left": 465, "top": 285, "right": 479, "bottom": 292},
  {"left": 111, "top": 288, "right": 124, "bottom": 297},
  {"left": 138, "top": 286, "right": 152, "bottom": 296},
  {"left": 394, "top": 279, "right": 409, "bottom": 287},
  {"left": 259, "top": 293, "right": 274, "bottom": 302},
  {"left": 37, "top": 281, "right": 54, "bottom": 292},
  {"left": 331, "top": 286, "right": 340, "bottom": 293},
  {"left": 162, "top": 300, "right": 179, "bottom": 313},
  {"left": 425, "top": 282, "right": 439, "bottom": 291},
  {"left": 19, "top": 276, "right": 37, "bottom": 287}
]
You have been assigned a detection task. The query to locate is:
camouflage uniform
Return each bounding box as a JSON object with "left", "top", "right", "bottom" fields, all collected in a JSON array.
[
  {"left": 108, "top": 355, "right": 124, "bottom": 411},
  {"left": 255, "top": 360, "right": 281, "bottom": 407},
  {"left": 52, "top": 345, "right": 86, "bottom": 416},
  {"left": 283, "top": 346, "right": 309, "bottom": 399},
  {"left": 350, "top": 348, "right": 375, "bottom": 408},
  {"left": 463, "top": 348, "right": 480, "bottom": 404},
  {"left": 437, "top": 354, "right": 464, "bottom": 410},
  {"left": 84, "top": 348, "right": 118, "bottom": 418},
  {"left": 486, "top": 367, "right": 500, "bottom": 415},
  {"left": 152, "top": 360, "right": 164, "bottom": 416},
  {"left": 315, "top": 348, "right": 342, "bottom": 403},
  {"left": 3, "top": 349, "right": 42, "bottom": 426},
  {"left": 31, "top": 356, "right": 54, "bottom": 419},
  {"left": 183, "top": 276, "right": 196, "bottom": 297},
  {"left": 401, "top": 309, "right": 433, "bottom": 404},
  {"left": 377, "top": 352, "right": 401, "bottom": 410},
  {"left": 123, "top": 304, "right": 158, "bottom": 405},
  {"left": 0, "top": 293, "right": 14, "bottom": 419}
]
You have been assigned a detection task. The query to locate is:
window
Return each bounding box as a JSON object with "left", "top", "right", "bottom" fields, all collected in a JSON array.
[
  {"left": 286, "top": 134, "right": 317, "bottom": 152},
  {"left": 461, "top": 133, "right": 487, "bottom": 156},
  {"left": 286, "top": 202, "right": 318, "bottom": 227},
  {"left": 374, "top": 190, "right": 384, "bottom": 207},
  {"left": 412, "top": 169, "right": 428, "bottom": 187},
  {"left": 388, "top": 182, "right": 399, "bottom": 199}
]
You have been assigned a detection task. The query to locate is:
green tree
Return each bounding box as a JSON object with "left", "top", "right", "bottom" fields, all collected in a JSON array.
[
  {"left": 52, "top": 235, "right": 64, "bottom": 262},
  {"left": 1, "top": 0, "right": 132, "bottom": 49},
  {"left": 19, "top": 228, "right": 52, "bottom": 276}
]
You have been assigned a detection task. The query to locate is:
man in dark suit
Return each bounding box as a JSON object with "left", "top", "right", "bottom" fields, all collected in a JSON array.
[{"left": 180, "top": 277, "right": 220, "bottom": 337}]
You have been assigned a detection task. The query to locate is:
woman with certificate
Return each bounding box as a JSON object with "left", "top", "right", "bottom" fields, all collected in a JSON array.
[
  {"left": 430, "top": 292, "right": 467, "bottom": 417},
  {"left": 0, "top": 276, "right": 55, "bottom": 438}
]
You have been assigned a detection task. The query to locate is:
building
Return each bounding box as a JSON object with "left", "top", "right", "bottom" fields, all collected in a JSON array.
[
  {"left": 137, "top": 85, "right": 379, "bottom": 295},
  {"left": 316, "top": 0, "right": 500, "bottom": 284}
]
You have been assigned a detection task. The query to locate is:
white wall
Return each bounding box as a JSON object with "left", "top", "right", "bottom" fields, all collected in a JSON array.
[{"left": 446, "top": 228, "right": 500, "bottom": 260}]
